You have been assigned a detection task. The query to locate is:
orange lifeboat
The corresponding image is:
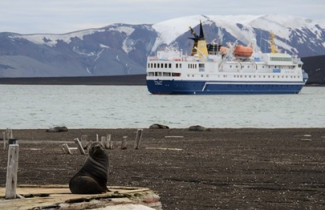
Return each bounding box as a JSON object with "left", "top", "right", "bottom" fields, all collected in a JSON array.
[{"left": 234, "top": 45, "right": 253, "bottom": 57}]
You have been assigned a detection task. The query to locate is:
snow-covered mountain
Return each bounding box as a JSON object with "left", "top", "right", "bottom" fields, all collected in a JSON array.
[{"left": 0, "top": 15, "right": 324, "bottom": 77}]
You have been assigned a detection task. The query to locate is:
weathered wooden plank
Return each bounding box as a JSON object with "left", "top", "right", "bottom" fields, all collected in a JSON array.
[
  {"left": 5, "top": 144, "right": 19, "bottom": 199},
  {"left": 0, "top": 185, "right": 162, "bottom": 210},
  {"left": 74, "top": 138, "right": 86, "bottom": 155}
]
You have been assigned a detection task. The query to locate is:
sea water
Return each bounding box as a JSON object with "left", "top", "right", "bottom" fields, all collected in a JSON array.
[{"left": 0, "top": 85, "right": 324, "bottom": 129}]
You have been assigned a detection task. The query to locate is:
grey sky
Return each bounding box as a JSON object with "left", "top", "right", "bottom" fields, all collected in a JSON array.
[{"left": 1, "top": 0, "right": 324, "bottom": 34}]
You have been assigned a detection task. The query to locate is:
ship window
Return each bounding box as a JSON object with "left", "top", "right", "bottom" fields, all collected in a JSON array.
[
  {"left": 199, "top": 63, "right": 205, "bottom": 68},
  {"left": 147, "top": 63, "right": 150, "bottom": 68},
  {"left": 172, "top": 73, "right": 181, "bottom": 77},
  {"left": 180, "top": 64, "right": 182, "bottom": 68},
  {"left": 148, "top": 72, "right": 154, "bottom": 76},
  {"left": 176, "top": 63, "right": 179, "bottom": 68},
  {"left": 161, "top": 64, "right": 164, "bottom": 68},
  {"left": 154, "top": 63, "right": 156, "bottom": 68},
  {"left": 192, "top": 74, "right": 194, "bottom": 77},
  {"left": 230, "top": 65, "right": 232, "bottom": 68},
  {"left": 163, "top": 72, "right": 171, "bottom": 76},
  {"left": 169, "top": 63, "right": 172, "bottom": 68},
  {"left": 165, "top": 63, "right": 168, "bottom": 68},
  {"left": 201, "top": 75, "right": 204, "bottom": 77}
]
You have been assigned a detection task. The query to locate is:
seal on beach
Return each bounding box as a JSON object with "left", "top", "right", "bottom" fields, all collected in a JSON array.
[
  {"left": 188, "top": 125, "right": 207, "bottom": 131},
  {"left": 69, "top": 142, "right": 109, "bottom": 194},
  {"left": 149, "top": 124, "right": 169, "bottom": 129}
]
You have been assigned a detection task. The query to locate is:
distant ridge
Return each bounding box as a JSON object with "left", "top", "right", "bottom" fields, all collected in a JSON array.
[
  {"left": 0, "top": 74, "right": 146, "bottom": 85},
  {"left": 1, "top": 15, "right": 325, "bottom": 78}
]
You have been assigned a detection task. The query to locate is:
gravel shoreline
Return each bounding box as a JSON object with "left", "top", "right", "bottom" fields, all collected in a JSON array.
[{"left": 1, "top": 128, "right": 325, "bottom": 209}]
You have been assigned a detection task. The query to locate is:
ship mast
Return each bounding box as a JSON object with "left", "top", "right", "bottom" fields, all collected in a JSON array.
[{"left": 269, "top": 32, "right": 279, "bottom": 54}]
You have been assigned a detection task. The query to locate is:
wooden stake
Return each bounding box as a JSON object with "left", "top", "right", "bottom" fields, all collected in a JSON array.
[
  {"left": 134, "top": 129, "right": 143, "bottom": 150},
  {"left": 80, "top": 135, "right": 89, "bottom": 149},
  {"left": 108, "top": 140, "right": 114, "bottom": 150},
  {"left": 121, "top": 136, "right": 128, "bottom": 150},
  {"left": 61, "top": 144, "right": 72, "bottom": 155},
  {"left": 101, "top": 134, "right": 111, "bottom": 149},
  {"left": 5, "top": 143, "right": 19, "bottom": 199},
  {"left": 74, "top": 138, "right": 86, "bottom": 155},
  {"left": 3, "top": 131, "right": 6, "bottom": 150},
  {"left": 96, "top": 134, "right": 99, "bottom": 142}
]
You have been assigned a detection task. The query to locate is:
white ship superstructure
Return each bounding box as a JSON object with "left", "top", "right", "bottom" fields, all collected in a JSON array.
[{"left": 146, "top": 22, "right": 308, "bottom": 94}]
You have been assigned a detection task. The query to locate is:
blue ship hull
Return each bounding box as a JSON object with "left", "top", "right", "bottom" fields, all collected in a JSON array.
[{"left": 146, "top": 80, "right": 305, "bottom": 94}]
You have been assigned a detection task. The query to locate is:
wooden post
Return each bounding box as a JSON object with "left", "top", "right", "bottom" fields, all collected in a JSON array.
[
  {"left": 96, "top": 134, "right": 99, "bottom": 142},
  {"left": 107, "top": 134, "right": 111, "bottom": 149},
  {"left": 61, "top": 144, "right": 72, "bottom": 155},
  {"left": 74, "top": 138, "right": 86, "bottom": 155},
  {"left": 5, "top": 143, "right": 19, "bottom": 199},
  {"left": 80, "top": 135, "right": 89, "bottom": 149},
  {"left": 6, "top": 128, "right": 13, "bottom": 140},
  {"left": 134, "top": 129, "right": 143, "bottom": 150},
  {"left": 121, "top": 136, "right": 128, "bottom": 150},
  {"left": 3, "top": 131, "right": 6, "bottom": 150},
  {"left": 108, "top": 139, "right": 114, "bottom": 150},
  {"left": 101, "top": 134, "right": 111, "bottom": 149},
  {"left": 9, "top": 129, "right": 13, "bottom": 139}
]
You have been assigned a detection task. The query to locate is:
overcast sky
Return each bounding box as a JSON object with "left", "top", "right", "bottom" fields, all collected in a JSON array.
[{"left": 1, "top": 0, "right": 324, "bottom": 34}]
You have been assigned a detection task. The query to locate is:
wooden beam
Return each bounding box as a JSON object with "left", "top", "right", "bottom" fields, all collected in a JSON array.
[
  {"left": 5, "top": 144, "right": 19, "bottom": 199},
  {"left": 74, "top": 138, "right": 86, "bottom": 155}
]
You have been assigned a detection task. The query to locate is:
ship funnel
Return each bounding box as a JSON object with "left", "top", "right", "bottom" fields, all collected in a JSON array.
[{"left": 189, "top": 21, "right": 208, "bottom": 58}]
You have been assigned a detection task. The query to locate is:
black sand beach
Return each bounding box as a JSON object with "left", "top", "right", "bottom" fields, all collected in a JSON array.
[{"left": 1, "top": 128, "right": 325, "bottom": 209}]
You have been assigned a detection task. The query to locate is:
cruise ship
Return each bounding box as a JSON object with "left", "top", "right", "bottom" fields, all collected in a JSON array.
[{"left": 146, "top": 22, "right": 308, "bottom": 94}]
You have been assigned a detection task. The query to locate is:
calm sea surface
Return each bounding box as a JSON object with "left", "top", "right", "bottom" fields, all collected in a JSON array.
[{"left": 0, "top": 85, "right": 324, "bottom": 129}]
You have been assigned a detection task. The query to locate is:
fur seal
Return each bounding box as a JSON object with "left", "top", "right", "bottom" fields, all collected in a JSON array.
[
  {"left": 149, "top": 123, "right": 169, "bottom": 129},
  {"left": 69, "top": 142, "right": 109, "bottom": 194}
]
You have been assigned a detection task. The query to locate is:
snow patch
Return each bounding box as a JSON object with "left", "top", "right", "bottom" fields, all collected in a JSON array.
[
  {"left": 10, "top": 29, "right": 105, "bottom": 47},
  {"left": 109, "top": 25, "right": 135, "bottom": 36},
  {"left": 100, "top": 44, "right": 109, "bottom": 49}
]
